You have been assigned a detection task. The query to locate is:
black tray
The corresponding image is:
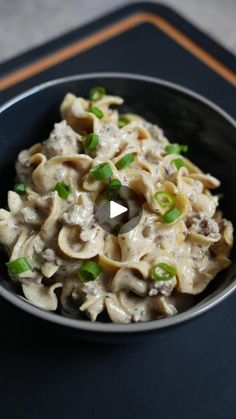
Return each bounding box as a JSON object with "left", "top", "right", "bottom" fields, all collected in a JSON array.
[{"left": 0, "top": 3, "right": 236, "bottom": 419}]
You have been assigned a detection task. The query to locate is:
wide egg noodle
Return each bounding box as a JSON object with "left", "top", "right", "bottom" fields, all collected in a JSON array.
[{"left": 58, "top": 224, "right": 104, "bottom": 259}]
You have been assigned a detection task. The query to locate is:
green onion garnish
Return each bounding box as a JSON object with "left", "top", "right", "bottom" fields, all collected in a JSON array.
[
  {"left": 165, "top": 144, "right": 188, "bottom": 155},
  {"left": 172, "top": 158, "right": 185, "bottom": 170},
  {"left": 116, "top": 153, "right": 135, "bottom": 170},
  {"left": 103, "top": 179, "right": 122, "bottom": 201},
  {"left": 77, "top": 261, "right": 102, "bottom": 282},
  {"left": 14, "top": 183, "right": 27, "bottom": 195},
  {"left": 153, "top": 191, "right": 174, "bottom": 208},
  {"left": 90, "top": 163, "right": 113, "bottom": 180},
  {"left": 54, "top": 182, "right": 71, "bottom": 199},
  {"left": 162, "top": 207, "right": 181, "bottom": 223},
  {"left": 150, "top": 262, "right": 176, "bottom": 281},
  {"left": 118, "top": 115, "right": 130, "bottom": 128},
  {"left": 108, "top": 178, "right": 122, "bottom": 190},
  {"left": 89, "top": 106, "right": 104, "bottom": 119},
  {"left": 112, "top": 223, "right": 122, "bottom": 236},
  {"left": 85, "top": 133, "right": 99, "bottom": 151},
  {"left": 7, "top": 257, "right": 32, "bottom": 275},
  {"left": 89, "top": 86, "right": 106, "bottom": 101}
]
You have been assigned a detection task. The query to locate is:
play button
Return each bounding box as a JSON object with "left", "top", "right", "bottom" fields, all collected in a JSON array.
[
  {"left": 110, "top": 201, "right": 128, "bottom": 219},
  {"left": 94, "top": 184, "right": 143, "bottom": 235}
]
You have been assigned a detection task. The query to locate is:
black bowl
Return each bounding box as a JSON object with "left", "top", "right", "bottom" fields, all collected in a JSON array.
[{"left": 0, "top": 73, "right": 236, "bottom": 342}]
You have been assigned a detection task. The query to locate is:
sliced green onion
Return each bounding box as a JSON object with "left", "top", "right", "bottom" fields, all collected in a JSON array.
[
  {"left": 85, "top": 133, "right": 99, "bottom": 151},
  {"left": 112, "top": 223, "right": 122, "bottom": 236},
  {"left": 89, "top": 86, "right": 106, "bottom": 101},
  {"left": 77, "top": 261, "right": 102, "bottom": 282},
  {"left": 162, "top": 207, "right": 181, "bottom": 224},
  {"left": 102, "top": 190, "right": 116, "bottom": 201},
  {"left": 116, "top": 153, "right": 135, "bottom": 170},
  {"left": 165, "top": 144, "right": 188, "bottom": 155},
  {"left": 54, "top": 182, "right": 71, "bottom": 199},
  {"left": 150, "top": 262, "right": 176, "bottom": 281},
  {"left": 90, "top": 162, "right": 113, "bottom": 180},
  {"left": 118, "top": 115, "right": 130, "bottom": 128},
  {"left": 103, "top": 179, "right": 122, "bottom": 201},
  {"left": 108, "top": 178, "right": 122, "bottom": 190},
  {"left": 7, "top": 257, "right": 32, "bottom": 275},
  {"left": 89, "top": 106, "right": 104, "bottom": 119},
  {"left": 172, "top": 158, "right": 185, "bottom": 170},
  {"left": 14, "top": 183, "right": 27, "bottom": 195},
  {"left": 153, "top": 191, "right": 174, "bottom": 208}
]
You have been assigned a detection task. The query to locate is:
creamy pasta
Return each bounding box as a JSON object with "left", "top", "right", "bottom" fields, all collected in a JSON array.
[{"left": 0, "top": 87, "right": 233, "bottom": 323}]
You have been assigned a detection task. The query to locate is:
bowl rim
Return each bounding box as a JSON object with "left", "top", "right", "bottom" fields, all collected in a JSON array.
[{"left": 0, "top": 72, "right": 236, "bottom": 334}]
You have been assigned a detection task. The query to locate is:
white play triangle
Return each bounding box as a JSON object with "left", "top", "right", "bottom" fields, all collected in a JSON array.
[{"left": 109, "top": 200, "right": 128, "bottom": 219}]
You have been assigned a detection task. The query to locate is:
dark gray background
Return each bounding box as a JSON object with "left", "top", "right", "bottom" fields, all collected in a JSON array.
[{"left": 1, "top": 0, "right": 236, "bottom": 63}]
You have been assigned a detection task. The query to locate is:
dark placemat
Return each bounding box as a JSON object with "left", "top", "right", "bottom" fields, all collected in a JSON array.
[{"left": 0, "top": 3, "right": 236, "bottom": 419}]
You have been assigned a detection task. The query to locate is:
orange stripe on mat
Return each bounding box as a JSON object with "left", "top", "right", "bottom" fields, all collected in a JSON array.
[{"left": 0, "top": 12, "right": 235, "bottom": 90}]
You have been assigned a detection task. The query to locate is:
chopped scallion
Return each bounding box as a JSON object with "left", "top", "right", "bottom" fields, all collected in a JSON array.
[
  {"left": 108, "top": 178, "right": 122, "bottom": 190},
  {"left": 77, "top": 261, "right": 102, "bottom": 282},
  {"left": 54, "top": 182, "right": 71, "bottom": 199},
  {"left": 112, "top": 223, "right": 122, "bottom": 236},
  {"left": 89, "top": 86, "right": 106, "bottom": 101},
  {"left": 7, "top": 257, "right": 32, "bottom": 275},
  {"left": 162, "top": 207, "right": 181, "bottom": 223},
  {"left": 150, "top": 262, "right": 176, "bottom": 281},
  {"left": 90, "top": 163, "right": 113, "bottom": 180},
  {"left": 118, "top": 115, "right": 130, "bottom": 128},
  {"left": 103, "top": 179, "right": 122, "bottom": 201},
  {"left": 165, "top": 144, "right": 188, "bottom": 155},
  {"left": 85, "top": 133, "right": 99, "bottom": 151},
  {"left": 89, "top": 106, "right": 104, "bottom": 119},
  {"left": 116, "top": 153, "right": 135, "bottom": 170},
  {"left": 14, "top": 183, "right": 27, "bottom": 195},
  {"left": 153, "top": 191, "right": 174, "bottom": 208},
  {"left": 172, "top": 158, "right": 185, "bottom": 170}
]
